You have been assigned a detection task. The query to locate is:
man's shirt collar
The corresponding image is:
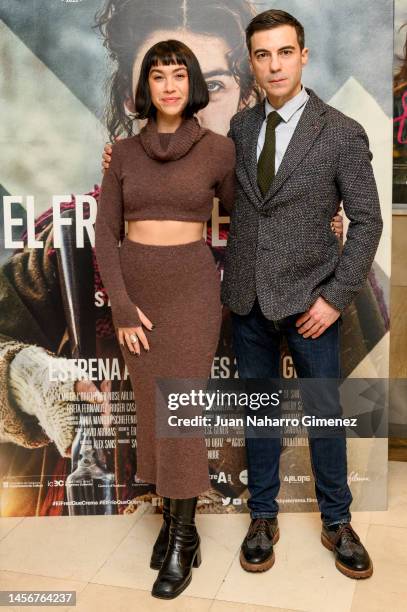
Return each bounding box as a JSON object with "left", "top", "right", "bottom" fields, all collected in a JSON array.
[{"left": 265, "top": 85, "right": 309, "bottom": 123}]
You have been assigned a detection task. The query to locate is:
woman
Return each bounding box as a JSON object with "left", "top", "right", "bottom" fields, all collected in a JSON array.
[
  {"left": 95, "top": 39, "right": 235, "bottom": 599},
  {"left": 94, "top": 0, "right": 267, "bottom": 513}
]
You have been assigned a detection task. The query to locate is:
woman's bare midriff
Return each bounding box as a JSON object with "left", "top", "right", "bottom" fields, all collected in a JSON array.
[{"left": 126, "top": 219, "right": 205, "bottom": 245}]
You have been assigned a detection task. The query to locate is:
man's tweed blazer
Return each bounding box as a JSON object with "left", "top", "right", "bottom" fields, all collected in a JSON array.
[{"left": 221, "top": 88, "right": 383, "bottom": 319}]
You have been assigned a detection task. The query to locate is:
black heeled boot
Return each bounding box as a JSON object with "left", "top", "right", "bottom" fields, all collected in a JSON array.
[
  {"left": 150, "top": 497, "right": 171, "bottom": 569},
  {"left": 151, "top": 497, "right": 201, "bottom": 599}
]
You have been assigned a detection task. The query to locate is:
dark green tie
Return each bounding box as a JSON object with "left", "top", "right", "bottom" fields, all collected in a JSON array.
[{"left": 257, "top": 111, "right": 283, "bottom": 196}]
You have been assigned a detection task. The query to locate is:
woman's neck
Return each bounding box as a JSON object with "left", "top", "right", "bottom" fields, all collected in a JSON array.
[{"left": 155, "top": 111, "right": 183, "bottom": 134}]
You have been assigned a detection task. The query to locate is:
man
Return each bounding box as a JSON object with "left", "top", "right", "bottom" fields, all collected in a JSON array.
[{"left": 222, "top": 9, "right": 382, "bottom": 579}]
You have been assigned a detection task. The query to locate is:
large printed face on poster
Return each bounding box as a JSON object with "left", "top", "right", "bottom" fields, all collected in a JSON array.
[{"left": 0, "top": 1, "right": 391, "bottom": 517}]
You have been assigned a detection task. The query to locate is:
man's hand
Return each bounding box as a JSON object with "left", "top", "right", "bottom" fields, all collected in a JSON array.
[
  {"left": 295, "top": 296, "right": 340, "bottom": 339},
  {"left": 331, "top": 205, "right": 343, "bottom": 238},
  {"left": 102, "top": 142, "right": 113, "bottom": 172}
]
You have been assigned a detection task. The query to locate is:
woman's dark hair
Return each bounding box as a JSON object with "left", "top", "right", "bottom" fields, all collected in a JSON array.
[
  {"left": 134, "top": 39, "right": 209, "bottom": 119},
  {"left": 246, "top": 9, "right": 305, "bottom": 54},
  {"left": 94, "top": 0, "right": 257, "bottom": 140}
]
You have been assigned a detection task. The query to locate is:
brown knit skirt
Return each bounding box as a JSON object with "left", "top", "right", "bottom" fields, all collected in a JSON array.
[{"left": 118, "top": 236, "right": 222, "bottom": 498}]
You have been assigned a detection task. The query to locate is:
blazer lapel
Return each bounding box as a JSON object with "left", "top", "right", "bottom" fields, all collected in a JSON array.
[
  {"left": 241, "top": 101, "right": 265, "bottom": 207},
  {"left": 262, "top": 89, "right": 327, "bottom": 205}
]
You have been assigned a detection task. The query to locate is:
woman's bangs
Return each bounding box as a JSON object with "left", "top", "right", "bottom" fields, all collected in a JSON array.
[{"left": 150, "top": 51, "right": 188, "bottom": 69}]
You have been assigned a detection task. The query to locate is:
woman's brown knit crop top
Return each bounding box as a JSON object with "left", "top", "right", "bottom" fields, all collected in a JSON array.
[{"left": 95, "top": 116, "right": 236, "bottom": 330}]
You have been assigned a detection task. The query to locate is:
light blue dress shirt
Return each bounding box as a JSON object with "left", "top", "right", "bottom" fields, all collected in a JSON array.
[{"left": 256, "top": 86, "right": 309, "bottom": 172}]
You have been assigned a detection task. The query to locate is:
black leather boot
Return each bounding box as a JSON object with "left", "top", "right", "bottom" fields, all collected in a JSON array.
[
  {"left": 151, "top": 497, "right": 201, "bottom": 599},
  {"left": 321, "top": 522, "right": 373, "bottom": 579},
  {"left": 150, "top": 497, "right": 171, "bottom": 569},
  {"left": 240, "top": 518, "right": 280, "bottom": 572}
]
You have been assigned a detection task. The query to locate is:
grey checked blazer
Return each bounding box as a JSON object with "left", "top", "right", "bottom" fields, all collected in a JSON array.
[{"left": 221, "top": 88, "right": 383, "bottom": 319}]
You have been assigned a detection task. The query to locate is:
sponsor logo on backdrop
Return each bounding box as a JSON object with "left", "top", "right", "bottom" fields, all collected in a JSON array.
[
  {"left": 210, "top": 471, "right": 233, "bottom": 484},
  {"left": 283, "top": 475, "right": 311, "bottom": 484},
  {"left": 239, "top": 469, "right": 248, "bottom": 485},
  {"left": 347, "top": 471, "right": 370, "bottom": 484},
  {"left": 221, "top": 497, "right": 247, "bottom": 506}
]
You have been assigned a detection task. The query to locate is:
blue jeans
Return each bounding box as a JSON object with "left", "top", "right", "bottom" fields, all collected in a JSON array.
[{"left": 231, "top": 298, "right": 352, "bottom": 527}]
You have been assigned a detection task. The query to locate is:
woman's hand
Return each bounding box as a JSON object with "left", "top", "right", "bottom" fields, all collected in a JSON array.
[
  {"left": 331, "top": 206, "right": 343, "bottom": 238},
  {"left": 118, "top": 307, "right": 154, "bottom": 356},
  {"left": 102, "top": 142, "right": 113, "bottom": 173}
]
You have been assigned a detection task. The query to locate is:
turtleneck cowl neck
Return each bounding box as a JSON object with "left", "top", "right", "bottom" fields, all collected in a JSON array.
[{"left": 139, "top": 116, "right": 208, "bottom": 161}]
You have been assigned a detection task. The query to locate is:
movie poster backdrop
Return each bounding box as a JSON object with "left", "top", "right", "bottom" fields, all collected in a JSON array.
[{"left": 0, "top": 0, "right": 391, "bottom": 516}]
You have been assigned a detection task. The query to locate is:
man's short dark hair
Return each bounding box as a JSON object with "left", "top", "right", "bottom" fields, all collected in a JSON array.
[
  {"left": 134, "top": 39, "right": 209, "bottom": 120},
  {"left": 246, "top": 9, "right": 305, "bottom": 53}
]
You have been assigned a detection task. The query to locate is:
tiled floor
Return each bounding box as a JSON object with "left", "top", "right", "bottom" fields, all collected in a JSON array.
[{"left": 0, "top": 461, "right": 406, "bottom": 612}]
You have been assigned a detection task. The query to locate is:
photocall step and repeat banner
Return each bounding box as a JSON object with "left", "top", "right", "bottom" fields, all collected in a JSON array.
[{"left": 0, "top": 0, "right": 392, "bottom": 517}]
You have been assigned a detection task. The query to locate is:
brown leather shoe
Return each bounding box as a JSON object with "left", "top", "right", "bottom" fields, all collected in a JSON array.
[
  {"left": 240, "top": 518, "right": 280, "bottom": 572},
  {"left": 321, "top": 522, "right": 373, "bottom": 579}
]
